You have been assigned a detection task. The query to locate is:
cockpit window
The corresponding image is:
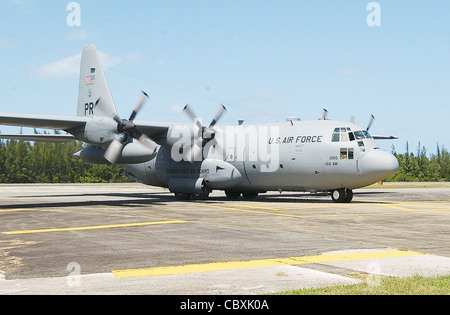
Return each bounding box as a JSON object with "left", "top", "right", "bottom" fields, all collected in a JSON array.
[
  {"left": 332, "top": 127, "right": 351, "bottom": 142},
  {"left": 353, "top": 131, "right": 364, "bottom": 140},
  {"left": 332, "top": 133, "right": 340, "bottom": 142}
]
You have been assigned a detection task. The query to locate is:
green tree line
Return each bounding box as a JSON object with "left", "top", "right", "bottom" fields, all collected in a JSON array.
[
  {"left": 0, "top": 139, "right": 449, "bottom": 183},
  {"left": 387, "top": 142, "right": 450, "bottom": 182},
  {"left": 0, "top": 139, "right": 130, "bottom": 183}
]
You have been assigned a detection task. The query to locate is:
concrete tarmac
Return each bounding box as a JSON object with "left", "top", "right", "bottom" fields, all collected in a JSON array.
[{"left": 0, "top": 183, "right": 449, "bottom": 294}]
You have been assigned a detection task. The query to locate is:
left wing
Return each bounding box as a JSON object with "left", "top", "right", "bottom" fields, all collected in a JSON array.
[
  {"left": 0, "top": 113, "right": 87, "bottom": 130},
  {"left": 0, "top": 134, "right": 76, "bottom": 142},
  {"left": 0, "top": 113, "right": 175, "bottom": 146}
]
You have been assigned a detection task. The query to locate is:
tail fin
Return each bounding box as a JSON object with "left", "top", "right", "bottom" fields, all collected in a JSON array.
[{"left": 77, "top": 44, "right": 117, "bottom": 117}]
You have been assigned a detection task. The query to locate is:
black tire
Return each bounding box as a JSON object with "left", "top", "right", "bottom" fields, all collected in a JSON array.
[
  {"left": 344, "top": 189, "right": 353, "bottom": 203},
  {"left": 331, "top": 188, "right": 346, "bottom": 203},
  {"left": 242, "top": 192, "right": 259, "bottom": 199},
  {"left": 192, "top": 192, "right": 209, "bottom": 200},
  {"left": 175, "top": 193, "right": 191, "bottom": 200},
  {"left": 225, "top": 190, "right": 241, "bottom": 200}
]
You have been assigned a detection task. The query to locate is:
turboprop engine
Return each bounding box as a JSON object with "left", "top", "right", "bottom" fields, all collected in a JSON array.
[{"left": 74, "top": 142, "right": 157, "bottom": 164}]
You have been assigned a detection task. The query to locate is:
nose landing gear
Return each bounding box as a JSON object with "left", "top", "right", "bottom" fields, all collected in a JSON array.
[{"left": 331, "top": 188, "right": 353, "bottom": 203}]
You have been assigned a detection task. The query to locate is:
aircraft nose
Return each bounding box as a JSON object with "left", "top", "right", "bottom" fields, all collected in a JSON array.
[{"left": 360, "top": 149, "right": 399, "bottom": 180}]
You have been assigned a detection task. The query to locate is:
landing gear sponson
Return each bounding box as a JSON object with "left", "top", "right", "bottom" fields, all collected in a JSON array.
[
  {"left": 174, "top": 190, "right": 260, "bottom": 200},
  {"left": 175, "top": 189, "right": 354, "bottom": 202}
]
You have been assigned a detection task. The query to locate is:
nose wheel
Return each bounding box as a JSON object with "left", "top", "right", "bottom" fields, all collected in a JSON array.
[{"left": 331, "top": 188, "right": 353, "bottom": 203}]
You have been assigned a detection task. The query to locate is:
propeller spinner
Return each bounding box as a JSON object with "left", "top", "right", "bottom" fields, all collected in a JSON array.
[
  {"left": 182, "top": 104, "right": 227, "bottom": 162},
  {"left": 97, "top": 91, "right": 157, "bottom": 164}
]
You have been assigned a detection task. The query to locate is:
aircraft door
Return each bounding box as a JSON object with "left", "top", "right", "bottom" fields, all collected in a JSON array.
[{"left": 354, "top": 147, "right": 363, "bottom": 175}]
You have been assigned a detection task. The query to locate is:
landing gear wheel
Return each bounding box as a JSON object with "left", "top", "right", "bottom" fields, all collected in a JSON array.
[
  {"left": 331, "top": 188, "right": 353, "bottom": 203},
  {"left": 192, "top": 192, "right": 210, "bottom": 200},
  {"left": 242, "top": 192, "right": 259, "bottom": 199},
  {"left": 225, "top": 190, "right": 241, "bottom": 200},
  {"left": 174, "top": 193, "right": 191, "bottom": 200},
  {"left": 344, "top": 189, "right": 353, "bottom": 203},
  {"left": 331, "top": 189, "right": 346, "bottom": 203}
]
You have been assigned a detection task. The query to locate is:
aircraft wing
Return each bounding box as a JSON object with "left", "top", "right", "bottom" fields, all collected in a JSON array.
[
  {"left": 0, "top": 134, "right": 76, "bottom": 142},
  {"left": 133, "top": 120, "right": 175, "bottom": 137},
  {"left": 0, "top": 113, "right": 87, "bottom": 130},
  {"left": 0, "top": 113, "right": 182, "bottom": 146}
]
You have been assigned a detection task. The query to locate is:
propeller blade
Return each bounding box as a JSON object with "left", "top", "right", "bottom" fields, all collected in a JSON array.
[
  {"left": 209, "top": 104, "right": 227, "bottom": 128},
  {"left": 137, "top": 133, "right": 158, "bottom": 153},
  {"left": 129, "top": 91, "right": 149, "bottom": 121},
  {"left": 104, "top": 138, "right": 125, "bottom": 164},
  {"left": 322, "top": 108, "right": 328, "bottom": 120},
  {"left": 366, "top": 114, "right": 375, "bottom": 131},
  {"left": 183, "top": 104, "right": 203, "bottom": 130},
  {"left": 95, "top": 97, "right": 119, "bottom": 120}
]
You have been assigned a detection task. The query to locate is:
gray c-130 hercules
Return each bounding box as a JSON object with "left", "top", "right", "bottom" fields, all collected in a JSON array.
[{"left": 0, "top": 45, "right": 399, "bottom": 203}]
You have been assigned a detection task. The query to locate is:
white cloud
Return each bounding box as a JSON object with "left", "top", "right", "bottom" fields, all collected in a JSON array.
[
  {"left": 98, "top": 52, "right": 122, "bottom": 69},
  {"left": 32, "top": 51, "right": 122, "bottom": 78},
  {"left": 32, "top": 53, "right": 81, "bottom": 78}
]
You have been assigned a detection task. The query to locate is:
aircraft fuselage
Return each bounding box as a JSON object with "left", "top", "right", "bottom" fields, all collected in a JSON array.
[{"left": 121, "top": 119, "right": 398, "bottom": 198}]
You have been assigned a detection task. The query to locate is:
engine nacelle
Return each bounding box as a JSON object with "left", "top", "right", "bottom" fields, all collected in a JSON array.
[
  {"left": 168, "top": 177, "right": 206, "bottom": 194},
  {"left": 73, "top": 117, "right": 117, "bottom": 146},
  {"left": 74, "top": 142, "right": 157, "bottom": 164}
]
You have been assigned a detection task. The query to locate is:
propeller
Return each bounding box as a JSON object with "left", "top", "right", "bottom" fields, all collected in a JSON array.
[
  {"left": 182, "top": 104, "right": 227, "bottom": 162},
  {"left": 322, "top": 108, "right": 328, "bottom": 120},
  {"left": 366, "top": 114, "right": 375, "bottom": 131},
  {"left": 97, "top": 91, "right": 157, "bottom": 164}
]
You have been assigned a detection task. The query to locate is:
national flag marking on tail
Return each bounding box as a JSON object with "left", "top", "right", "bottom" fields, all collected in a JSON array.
[{"left": 86, "top": 75, "right": 95, "bottom": 85}]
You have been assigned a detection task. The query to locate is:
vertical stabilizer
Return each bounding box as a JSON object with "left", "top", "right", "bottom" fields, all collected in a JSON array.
[{"left": 77, "top": 44, "right": 117, "bottom": 117}]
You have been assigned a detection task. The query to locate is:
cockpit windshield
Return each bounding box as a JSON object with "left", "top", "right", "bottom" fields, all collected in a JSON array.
[
  {"left": 362, "top": 130, "right": 372, "bottom": 139},
  {"left": 332, "top": 127, "right": 372, "bottom": 142},
  {"left": 352, "top": 130, "right": 372, "bottom": 140},
  {"left": 354, "top": 131, "right": 364, "bottom": 140}
]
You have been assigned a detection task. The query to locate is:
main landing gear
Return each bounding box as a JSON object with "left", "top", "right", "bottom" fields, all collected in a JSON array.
[
  {"left": 174, "top": 191, "right": 260, "bottom": 200},
  {"left": 225, "top": 190, "right": 259, "bottom": 200},
  {"left": 174, "top": 192, "right": 209, "bottom": 200},
  {"left": 331, "top": 188, "right": 353, "bottom": 203}
]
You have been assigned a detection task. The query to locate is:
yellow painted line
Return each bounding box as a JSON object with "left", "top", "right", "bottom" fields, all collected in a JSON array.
[
  {"left": 197, "top": 204, "right": 400, "bottom": 219},
  {"left": 112, "top": 249, "right": 425, "bottom": 279},
  {"left": 380, "top": 204, "right": 412, "bottom": 211},
  {"left": 380, "top": 201, "right": 450, "bottom": 213},
  {"left": 2, "top": 220, "right": 189, "bottom": 235}
]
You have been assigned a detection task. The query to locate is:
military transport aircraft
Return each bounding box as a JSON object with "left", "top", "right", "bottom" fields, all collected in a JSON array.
[{"left": 0, "top": 45, "right": 398, "bottom": 203}]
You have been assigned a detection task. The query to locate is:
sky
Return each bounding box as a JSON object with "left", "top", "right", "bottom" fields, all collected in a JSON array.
[{"left": 0, "top": 0, "right": 449, "bottom": 154}]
